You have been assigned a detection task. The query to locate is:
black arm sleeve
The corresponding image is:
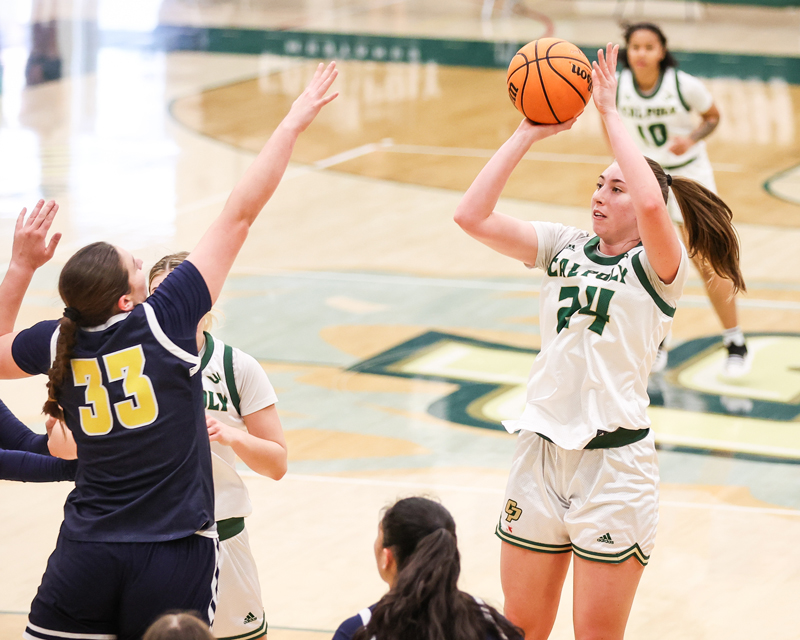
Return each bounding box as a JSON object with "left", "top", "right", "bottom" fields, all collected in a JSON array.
[
  {"left": 0, "top": 449, "right": 77, "bottom": 482},
  {"left": 0, "top": 399, "right": 49, "bottom": 455}
]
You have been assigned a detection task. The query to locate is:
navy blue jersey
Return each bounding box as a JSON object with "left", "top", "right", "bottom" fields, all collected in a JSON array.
[
  {"left": 332, "top": 606, "right": 375, "bottom": 640},
  {"left": 0, "top": 398, "right": 77, "bottom": 482},
  {"left": 333, "top": 601, "right": 520, "bottom": 640},
  {"left": 12, "top": 261, "right": 213, "bottom": 542}
]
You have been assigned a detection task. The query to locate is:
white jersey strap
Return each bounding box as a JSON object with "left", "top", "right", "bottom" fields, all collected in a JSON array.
[
  {"left": 358, "top": 607, "right": 372, "bottom": 626},
  {"left": 49, "top": 325, "right": 60, "bottom": 367},
  {"left": 142, "top": 303, "right": 201, "bottom": 375}
]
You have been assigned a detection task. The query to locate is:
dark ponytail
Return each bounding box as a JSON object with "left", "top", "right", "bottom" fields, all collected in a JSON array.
[
  {"left": 354, "top": 497, "right": 522, "bottom": 640},
  {"left": 43, "top": 242, "right": 131, "bottom": 420},
  {"left": 644, "top": 158, "right": 745, "bottom": 294}
]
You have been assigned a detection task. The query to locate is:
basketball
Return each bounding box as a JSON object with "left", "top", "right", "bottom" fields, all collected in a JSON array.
[{"left": 506, "top": 38, "right": 593, "bottom": 124}]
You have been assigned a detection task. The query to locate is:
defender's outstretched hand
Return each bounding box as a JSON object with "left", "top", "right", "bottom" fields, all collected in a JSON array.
[
  {"left": 283, "top": 62, "right": 339, "bottom": 134},
  {"left": 592, "top": 44, "right": 619, "bottom": 117},
  {"left": 12, "top": 199, "right": 61, "bottom": 272},
  {"left": 0, "top": 199, "right": 62, "bottom": 338}
]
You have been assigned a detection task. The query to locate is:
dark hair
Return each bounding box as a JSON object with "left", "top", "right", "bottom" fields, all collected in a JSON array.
[
  {"left": 142, "top": 612, "right": 214, "bottom": 640},
  {"left": 620, "top": 22, "right": 678, "bottom": 71},
  {"left": 43, "top": 242, "right": 131, "bottom": 420},
  {"left": 149, "top": 251, "right": 190, "bottom": 292},
  {"left": 643, "top": 157, "right": 745, "bottom": 293},
  {"left": 354, "top": 497, "right": 522, "bottom": 640}
]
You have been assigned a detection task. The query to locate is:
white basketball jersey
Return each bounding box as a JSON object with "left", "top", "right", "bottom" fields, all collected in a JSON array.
[
  {"left": 503, "top": 222, "right": 688, "bottom": 450},
  {"left": 616, "top": 67, "right": 714, "bottom": 169},
  {"left": 200, "top": 333, "right": 278, "bottom": 520}
]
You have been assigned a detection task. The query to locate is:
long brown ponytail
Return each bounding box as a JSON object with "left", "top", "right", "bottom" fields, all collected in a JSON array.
[
  {"left": 354, "top": 497, "right": 522, "bottom": 640},
  {"left": 43, "top": 242, "right": 131, "bottom": 421},
  {"left": 644, "top": 157, "right": 745, "bottom": 293}
]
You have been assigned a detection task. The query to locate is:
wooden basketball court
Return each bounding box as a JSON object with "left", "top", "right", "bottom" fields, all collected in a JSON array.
[{"left": 1, "top": 1, "right": 800, "bottom": 638}]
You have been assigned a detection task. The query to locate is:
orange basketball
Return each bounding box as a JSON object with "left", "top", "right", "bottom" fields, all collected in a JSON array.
[{"left": 506, "top": 38, "right": 592, "bottom": 124}]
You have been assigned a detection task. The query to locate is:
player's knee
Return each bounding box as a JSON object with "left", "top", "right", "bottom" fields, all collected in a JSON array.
[{"left": 503, "top": 599, "right": 552, "bottom": 640}]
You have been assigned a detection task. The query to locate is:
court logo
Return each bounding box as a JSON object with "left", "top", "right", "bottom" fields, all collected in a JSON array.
[
  {"left": 505, "top": 500, "right": 523, "bottom": 523},
  {"left": 349, "top": 331, "right": 800, "bottom": 463}
]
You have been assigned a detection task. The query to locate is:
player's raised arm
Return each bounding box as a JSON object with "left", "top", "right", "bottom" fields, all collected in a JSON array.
[
  {"left": 593, "top": 44, "right": 682, "bottom": 283},
  {"left": 453, "top": 117, "right": 575, "bottom": 265},
  {"left": 188, "top": 62, "right": 339, "bottom": 303},
  {"left": 0, "top": 200, "right": 61, "bottom": 337}
]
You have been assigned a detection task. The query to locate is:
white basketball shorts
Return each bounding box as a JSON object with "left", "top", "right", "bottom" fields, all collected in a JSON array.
[
  {"left": 495, "top": 430, "right": 659, "bottom": 565},
  {"left": 212, "top": 525, "right": 267, "bottom": 640}
]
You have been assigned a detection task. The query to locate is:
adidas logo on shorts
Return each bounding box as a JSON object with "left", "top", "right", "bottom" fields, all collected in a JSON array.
[
  {"left": 597, "top": 532, "right": 614, "bottom": 545},
  {"left": 243, "top": 612, "right": 258, "bottom": 625}
]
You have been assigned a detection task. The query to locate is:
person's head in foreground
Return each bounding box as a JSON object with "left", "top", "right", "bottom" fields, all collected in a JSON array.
[
  {"left": 357, "top": 496, "right": 522, "bottom": 640},
  {"left": 142, "top": 611, "right": 214, "bottom": 640}
]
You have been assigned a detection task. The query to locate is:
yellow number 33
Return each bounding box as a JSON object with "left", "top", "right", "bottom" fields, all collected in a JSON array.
[{"left": 71, "top": 345, "right": 159, "bottom": 435}]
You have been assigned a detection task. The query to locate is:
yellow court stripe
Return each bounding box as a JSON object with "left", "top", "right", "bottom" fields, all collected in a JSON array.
[{"left": 649, "top": 407, "right": 800, "bottom": 459}]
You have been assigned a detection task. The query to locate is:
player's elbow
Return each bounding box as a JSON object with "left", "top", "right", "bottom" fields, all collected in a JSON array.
[
  {"left": 639, "top": 197, "right": 666, "bottom": 221},
  {"left": 269, "top": 461, "right": 287, "bottom": 481},
  {"left": 454, "top": 206, "right": 482, "bottom": 234},
  {"left": 263, "top": 448, "right": 288, "bottom": 480}
]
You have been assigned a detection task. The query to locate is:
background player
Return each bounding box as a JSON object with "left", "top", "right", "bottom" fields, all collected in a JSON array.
[
  {"left": 454, "top": 44, "right": 742, "bottom": 639},
  {"left": 617, "top": 21, "right": 748, "bottom": 376},
  {"left": 0, "top": 62, "right": 338, "bottom": 640},
  {"left": 332, "top": 496, "right": 522, "bottom": 640},
  {"left": 150, "top": 251, "right": 287, "bottom": 640}
]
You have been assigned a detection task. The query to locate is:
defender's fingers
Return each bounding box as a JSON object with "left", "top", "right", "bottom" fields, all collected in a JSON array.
[
  {"left": 24, "top": 199, "right": 45, "bottom": 227},
  {"left": 15, "top": 207, "right": 27, "bottom": 233},
  {"left": 38, "top": 201, "right": 59, "bottom": 230},
  {"left": 31, "top": 200, "right": 56, "bottom": 229},
  {"left": 318, "top": 91, "right": 339, "bottom": 107},
  {"left": 45, "top": 233, "right": 62, "bottom": 258}
]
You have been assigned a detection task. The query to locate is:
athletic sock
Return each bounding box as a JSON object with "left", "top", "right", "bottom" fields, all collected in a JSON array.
[{"left": 722, "top": 326, "right": 745, "bottom": 348}]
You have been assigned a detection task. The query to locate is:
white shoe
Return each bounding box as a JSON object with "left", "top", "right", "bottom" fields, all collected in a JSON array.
[{"left": 722, "top": 342, "right": 751, "bottom": 378}]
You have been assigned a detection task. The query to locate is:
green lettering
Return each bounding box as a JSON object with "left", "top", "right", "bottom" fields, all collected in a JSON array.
[{"left": 567, "top": 263, "right": 580, "bottom": 277}]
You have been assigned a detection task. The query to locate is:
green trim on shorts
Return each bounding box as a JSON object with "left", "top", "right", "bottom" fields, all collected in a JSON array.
[
  {"left": 495, "top": 523, "right": 572, "bottom": 554},
  {"left": 571, "top": 542, "right": 650, "bottom": 566},
  {"left": 217, "top": 517, "right": 245, "bottom": 542},
  {"left": 662, "top": 156, "right": 697, "bottom": 171},
  {"left": 216, "top": 612, "right": 267, "bottom": 640}
]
